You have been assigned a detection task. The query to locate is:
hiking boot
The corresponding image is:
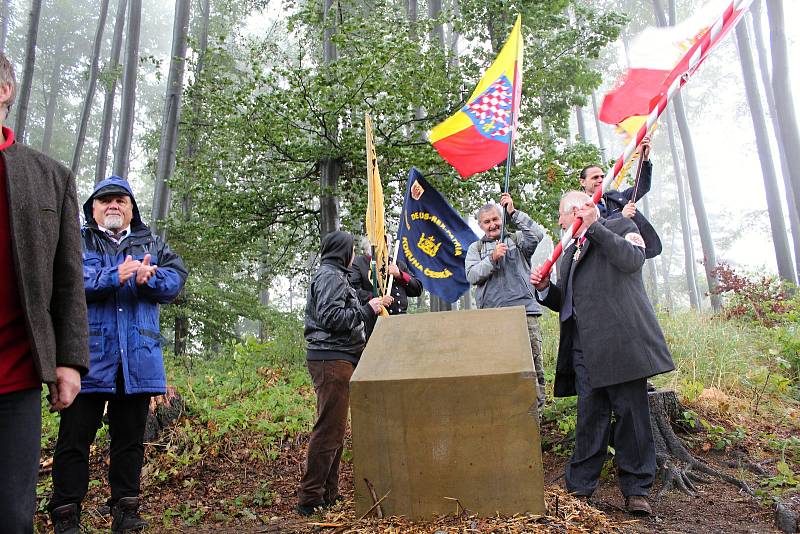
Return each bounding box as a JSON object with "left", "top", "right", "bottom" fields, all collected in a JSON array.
[
  {"left": 51, "top": 503, "right": 80, "bottom": 534},
  {"left": 625, "top": 495, "right": 652, "bottom": 516},
  {"left": 111, "top": 497, "right": 148, "bottom": 533}
]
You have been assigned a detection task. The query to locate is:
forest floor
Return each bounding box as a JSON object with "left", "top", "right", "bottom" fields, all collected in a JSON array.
[
  {"left": 32, "top": 312, "right": 800, "bottom": 533},
  {"left": 34, "top": 401, "right": 799, "bottom": 533}
]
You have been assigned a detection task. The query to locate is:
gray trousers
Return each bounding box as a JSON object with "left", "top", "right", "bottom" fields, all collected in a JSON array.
[
  {"left": 526, "top": 315, "right": 546, "bottom": 415},
  {"left": 0, "top": 388, "right": 41, "bottom": 534}
]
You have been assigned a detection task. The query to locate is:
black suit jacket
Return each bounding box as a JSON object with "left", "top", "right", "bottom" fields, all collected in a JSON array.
[
  {"left": 538, "top": 218, "right": 674, "bottom": 397},
  {"left": 601, "top": 160, "right": 662, "bottom": 259}
]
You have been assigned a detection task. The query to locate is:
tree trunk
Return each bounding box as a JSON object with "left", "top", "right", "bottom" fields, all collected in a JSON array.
[
  {"left": 13, "top": 0, "right": 42, "bottom": 142},
  {"left": 641, "top": 196, "right": 659, "bottom": 306},
  {"left": 96, "top": 0, "right": 127, "bottom": 184},
  {"left": 574, "top": 106, "right": 586, "bottom": 142},
  {"left": 666, "top": 112, "right": 700, "bottom": 310},
  {"left": 430, "top": 294, "right": 452, "bottom": 312},
  {"left": 405, "top": 0, "right": 417, "bottom": 40},
  {"left": 446, "top": 0, "right": 460, "bottom": 75},
  {"left": 41, "top": 35, "right": 66, "bottom": 155},
  {"left": 151, "top": 0, "right": 191, "bottom": 237},
  {"left": 71, "top": 0, "right": 110, "bottom": 175},
  {"left": 319, "top": 0, "right": 340, "bottom": 237},
  {"left": 766, "top": 0, "right": 800, "bottom": 227},
  {"left": 735, "top": 22, "right": 796, "bottom": 283},
  {"left": 590, "top": 92, "right": 607, "bottom": 165},
  {"left": 751, "top": 0, "right": 800, "bottom": 279},
  {"left": 320, "top": 157, "right": 341, "bottom": 236},
  {"left": 0, "top": 0, "right": 9, "bottom": 54},
  {"left": 174, "top": 0, "right": 211, "bottom": 357},
  {"left": 428, "top": 0, "right": 444, "bottom": 49},
  {"left": 181, "top": 0, "right": 210, "bottom": 222},
  {"left": 655, "top": 0, "right": 720, "bottom": 311},
  {"left": 659, "top": 247, "right": 674, "bottom": 311},
  {"left": 112, "top": 0, "right": 142, "bottom": 178}
]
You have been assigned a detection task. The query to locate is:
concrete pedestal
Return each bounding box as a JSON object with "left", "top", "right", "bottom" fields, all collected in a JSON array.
[{"left": 350, "top": 306, "right": 545, "bottom": 519}]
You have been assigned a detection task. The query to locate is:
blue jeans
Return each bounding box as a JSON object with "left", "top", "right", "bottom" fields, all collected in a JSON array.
[{"left": 0, "top": 388, "right": 42, "bottom": 534}]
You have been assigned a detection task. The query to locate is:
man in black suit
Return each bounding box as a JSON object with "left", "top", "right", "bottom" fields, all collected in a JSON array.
[
  {"left": 530, "top": 191, "right": 674, "bottom": 516},
  {"left": 578, "top": 136, "right": 662, "bottom": 259}
]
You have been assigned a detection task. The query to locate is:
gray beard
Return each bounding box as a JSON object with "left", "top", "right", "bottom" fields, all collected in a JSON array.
[{"left": 104, "top": 214, "right": 124, "bottom": 230}]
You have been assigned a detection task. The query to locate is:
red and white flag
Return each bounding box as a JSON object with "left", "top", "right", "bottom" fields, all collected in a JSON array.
[{"left": 600, "top": 0, "right": 750, "bottom": 126}]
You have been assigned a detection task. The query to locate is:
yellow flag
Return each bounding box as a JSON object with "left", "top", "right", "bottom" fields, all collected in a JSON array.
[
  {"left": 365, "top": 113, "right": 389, "bottom": 299},
  {"left": 612, "top": 115, "right": 658, "bottom": 189}
]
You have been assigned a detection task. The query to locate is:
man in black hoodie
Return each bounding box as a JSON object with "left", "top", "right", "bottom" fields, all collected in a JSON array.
[{"left": 298, "top": 231, "right": 383, "bottom": 516}]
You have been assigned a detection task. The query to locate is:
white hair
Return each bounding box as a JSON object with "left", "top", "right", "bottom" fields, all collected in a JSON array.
[{"left": 559, "top": 191, "right": 592, "bottom": 214}]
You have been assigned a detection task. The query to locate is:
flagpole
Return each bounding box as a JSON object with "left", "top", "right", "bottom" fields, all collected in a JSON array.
[
  {"left": 499, "top": 105, "right": 516, "bottom": 242},
  {"left": 537, "top": 0, "right": 749, "bottom": 278},
  {"left": 500, "top": 18, "right": 522, "bottom": 242}
]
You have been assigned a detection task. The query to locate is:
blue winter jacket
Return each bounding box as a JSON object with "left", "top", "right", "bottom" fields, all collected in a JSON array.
[{"left": 81, "top": 177, "right": 188, "bottom": 394}]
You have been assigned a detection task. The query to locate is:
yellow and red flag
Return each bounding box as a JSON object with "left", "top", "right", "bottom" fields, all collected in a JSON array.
[{"left": 428, "top": 16, "right": 523, "bottom": 179}]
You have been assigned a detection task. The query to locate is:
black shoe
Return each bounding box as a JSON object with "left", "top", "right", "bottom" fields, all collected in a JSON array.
[
  {"left": 51, "top": 503, "right": 80, "bottom": 534},
  {"left": 296, "top": 502, "right": 324, "bottom": 517},
  {"left": 111, "top": 497, "right": 148, "bottom": 533}
]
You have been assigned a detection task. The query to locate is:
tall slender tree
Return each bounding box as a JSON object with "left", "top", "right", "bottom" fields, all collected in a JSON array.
[
  {"left": 666, "top": 112, "right": 700, "bottom": 309},
  {"left": 0, "top": 0, "right": 9, "bottom": 54},
  {"left": 735, "top": 21, "right": 796, "bottom": 283},
  {"left": 72, "top": 0, "right": 110, "bottom": 175},
  {"left": 575, "top": 105, "right": 587, "bottom": 142},
  {"left": 175, "top": 0, "right": 211, "bottom": 358},
  {"left": 752, "top": 0, "right": 800, "bottom": 276},
  {"left": 14, "top": 0, "right": 43, "bottom": 142},
  {"left": 591, "top": 92, "right": 607, "bottom": 165},
  {"left": 318, "top": 0, "right": 340, "bottom": 236},
  {"left": 96, "top": 0, "right": 127, "bottom": 183},
  {"left": 151, "top": 0, "right": 191, "bottom": 236},
  {"left": 766, "top": 0, "right": 800, "bottom": 223},
  {"left": 112, "top": 0, "right": 142, "bottom": 178},
  {"left": 40, "top": 32, "right": 66, "bottom": 155},
  {"left": 654, "top": 0, "right": 720, "bottom": 311}
]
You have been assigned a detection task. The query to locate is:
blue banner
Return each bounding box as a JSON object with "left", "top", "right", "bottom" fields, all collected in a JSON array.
[{"left": 397, "top": 168, "right": 478, "bottom": 303}]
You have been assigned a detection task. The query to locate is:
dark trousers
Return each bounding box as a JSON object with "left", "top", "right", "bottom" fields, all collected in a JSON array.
[
  {"left": 50, "top": 386, "right": 150, "bottom": 511},
  {"left": 565, "top": 320, "right": 656, "bottom": 497},
  {"left": 298, "top": 360, "right": 355, "bottom": 506},
  {"left": 0, "top": 388, "right": 41, "bottom": 534}
]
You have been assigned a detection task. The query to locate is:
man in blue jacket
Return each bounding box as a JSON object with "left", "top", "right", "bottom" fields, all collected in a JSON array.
[{"left": 49, "top": 177, "right": 188, "bottom": 534}]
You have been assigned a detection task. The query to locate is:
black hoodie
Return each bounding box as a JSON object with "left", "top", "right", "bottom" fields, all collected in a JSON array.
[{"left": 304, "top": 231, "right": 375, "bottom": 363}]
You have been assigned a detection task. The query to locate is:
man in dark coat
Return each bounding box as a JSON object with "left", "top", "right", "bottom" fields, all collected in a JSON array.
[
  {"left": 49, "top": 177, "right": 188, "bottom": 534},
  {"left": 0, "top": 52, "right": 89, "bottom": 534},
  {"left": 349, "top": 237, "right": 423, "bottom": 338},
  {"left": 298, "top": 231, "right": 383, "bottom": 516},
  {"left": 579, "top": 136, "right": 662, "bottom": 259},
  {"left": 531, "top": 191, "right": 674, "bottom": 516}
]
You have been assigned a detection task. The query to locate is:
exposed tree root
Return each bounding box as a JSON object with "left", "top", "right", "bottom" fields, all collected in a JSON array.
[{"left": 649, "top": 390, "right": 754, "bottom": 498}]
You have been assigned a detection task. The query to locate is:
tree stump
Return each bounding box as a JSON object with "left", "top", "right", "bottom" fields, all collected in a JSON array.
[
  {"left": 143, "top": 386, "right": 184, "bottom": 442},
  {"left": 648, "top": 389, "right": 753, "bottom": 498}
]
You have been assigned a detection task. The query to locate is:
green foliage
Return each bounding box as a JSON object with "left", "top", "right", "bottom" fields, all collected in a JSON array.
[{"left": 163, "top": 0, "right": 625, "bottom": 348}]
